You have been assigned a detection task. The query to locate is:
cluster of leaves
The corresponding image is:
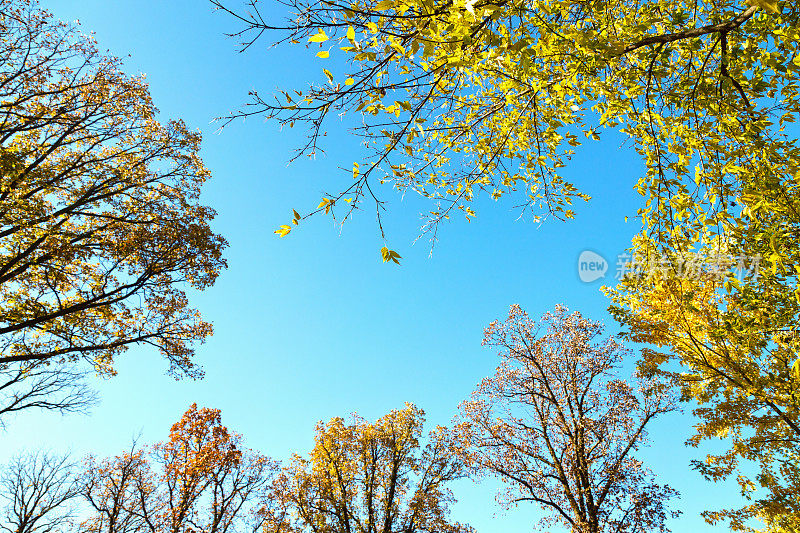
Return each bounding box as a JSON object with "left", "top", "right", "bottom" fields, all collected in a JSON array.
[
  {"left": 607, "top": 233, "right": 800, "bottom": 531},
  {"left": 604, "top": 28, "right": 800, "bottom": 522},
  {"left": 216, "top": 0, "right": 796, "bottom": 252},
  {"left": 0, "top": 0, "right": 227, "bottom": 389},
  {"left": 263, "top": 404, "right": 473, "bottom": 533}
]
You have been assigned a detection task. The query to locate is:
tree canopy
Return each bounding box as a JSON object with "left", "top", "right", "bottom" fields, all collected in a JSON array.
[
  {"left": 0, "top": 0, "right": 227, "bottom": 420},
  {"left": 0, "top": 405, "right": 471, "bottom": 533},
  {"left": 81, "top": 404, "right": 276, "bottom": 533},
  {"left": 455, "top": 305, "right": 679, "bottom": 533},
  {"left": 215, "top": 0, "right": 796, "bottom": 250},
  {"left": 607, "top": 236, "right": 800, "bottom": 530},
  {"left": 263, "top": 404, "right": 473, "bottom": 533}
]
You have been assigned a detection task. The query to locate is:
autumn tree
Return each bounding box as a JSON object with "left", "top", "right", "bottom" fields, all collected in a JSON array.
[
  {"left": 606, "top": 231, "right": 800, "bottom": 532},
  {"left": 0, "top": 0, "right": 226, "bottom": 420},
  {"left": 81, "top": 443, "right": 158, "bottom": 533},
  {"left": 154, "top": 404, "right": 276, "bottom": 533},
  {"left": 213, "top": 0, "right": 796, "bottom": 247},
  {"left": 0, "top": 451, "right": 81, "bottom": 533},
  {"left": 262, "top": 404, "right": 473, "bottom": 533},
  {"left": 81, "top": 404, "right": 276, "bottom": 533},
  {"left": 454, "top": 305, "right": 679, "bottom": 533}
]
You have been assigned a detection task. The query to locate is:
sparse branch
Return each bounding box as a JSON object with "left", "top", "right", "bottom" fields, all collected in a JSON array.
[
  {"left": 0, "top": 363, "right": 96, "bottom": 426},
  {"left": 0, "top": 451, "right": 80, "bottom": 533}
]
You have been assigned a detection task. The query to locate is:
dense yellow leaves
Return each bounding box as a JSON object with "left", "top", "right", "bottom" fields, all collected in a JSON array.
[
  {"left": 0, "top": 0, "right": 226, "bottom": 379},
  {"left": 217, "top": 0, "right": 799, "bottom": 268},
  {"left": 607, "top": 233, "right": 800, "bottom": 531},
  {"left": 263, "top": 404, "right": 473, "bottom": 533}
]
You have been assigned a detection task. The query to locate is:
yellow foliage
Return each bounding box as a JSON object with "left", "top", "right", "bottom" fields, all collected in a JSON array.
[{"left": 0, "top": 1, "right": 226, "bottom": 379}]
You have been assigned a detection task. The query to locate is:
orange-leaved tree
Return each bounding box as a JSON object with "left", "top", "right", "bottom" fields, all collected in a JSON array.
[
  {"left": 82, "top": 404, "right": 276, "bottom": 533},
  {"left": 455, "top": 305, "right": 679, "bottom": 533}
]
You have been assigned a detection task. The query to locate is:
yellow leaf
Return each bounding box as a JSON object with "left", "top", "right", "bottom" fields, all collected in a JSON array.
[
  {"left": 747, "top": 0, "right": 780, "bottom": 13},
  {"left": 346, "top": 26, "right": 355, "bottom": 41},
  {"left": 345, "top": 77, "right": 355, "bottom": 85},
  {"left": 308, "top": 31, "right": 329, "bottom": 43},
  {"left": 380, "top": 247, "right": 401, "bottom": 264},
  {"left": 317, "top": 51, "right": 330, "bottom": 59}
]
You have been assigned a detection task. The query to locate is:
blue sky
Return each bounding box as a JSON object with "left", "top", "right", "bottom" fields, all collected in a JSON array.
[{"left": 2, "top": 1, "right": 748, "bottom": 531}]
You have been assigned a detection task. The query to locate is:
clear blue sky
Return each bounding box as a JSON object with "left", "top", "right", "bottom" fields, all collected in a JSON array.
[{"left": 2, "top": 1, "right": 747, "bottom": 531}]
